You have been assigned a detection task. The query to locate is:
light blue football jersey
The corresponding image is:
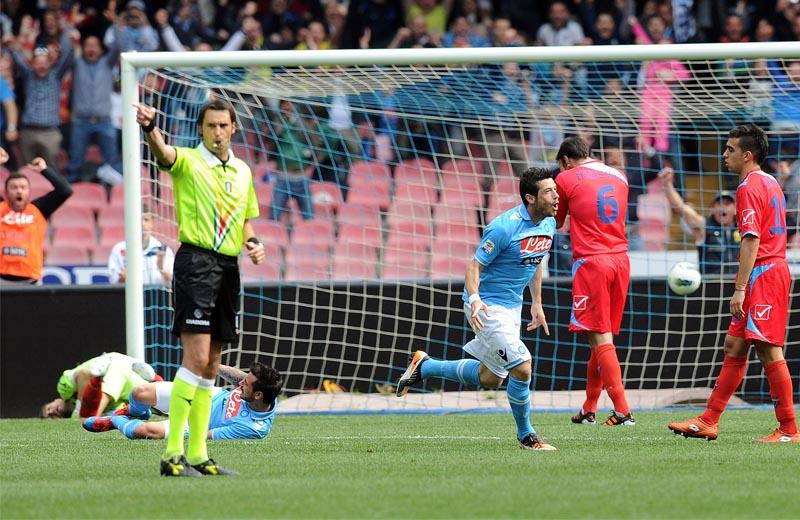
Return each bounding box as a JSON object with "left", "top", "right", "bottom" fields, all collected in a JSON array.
[
  {"left": 463, "top": 204, "right": 556, "bottom": 308},
  {"left": 208, "top": 386, "right": 277, "bottom": 441}
]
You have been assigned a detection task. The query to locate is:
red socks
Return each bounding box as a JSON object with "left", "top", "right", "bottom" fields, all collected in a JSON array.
[
  {"left": 594, "top": 344, "right": 630, "bottom": 415},
  {"left": 79, "top": 376, "right": 104, "bottom": 418},
  {"left": 582, "top": 349, "right": 603, "bottom": 414},
  {"left": 764, "top": 359, "right": 798, "bottom": 434},
  {"left": 700, "top": 356, "right": 747, "bottom": 425}
]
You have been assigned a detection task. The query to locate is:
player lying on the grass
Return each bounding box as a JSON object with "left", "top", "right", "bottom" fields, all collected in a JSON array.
[
  {"left": 396, "top": 167, "right": 558, "bottom": 451},
  {"left": 83, "top": 362, "right": 282, "bottom": 441},
  {"left": 41, "top": 352, "right": 160, "bottom": 418}
]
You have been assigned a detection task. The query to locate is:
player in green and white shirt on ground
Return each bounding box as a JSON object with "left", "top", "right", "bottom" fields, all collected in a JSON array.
[
  {"left": 135, "top": 99, "right": 265, "bottom": 477},
  {"left": 41, "top": 352, "right": 158, "bottom": 418}
]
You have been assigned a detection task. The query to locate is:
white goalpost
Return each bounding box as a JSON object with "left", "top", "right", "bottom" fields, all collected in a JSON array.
[{"left": 121, "top": 42, "right": 800, "bottom": 413}]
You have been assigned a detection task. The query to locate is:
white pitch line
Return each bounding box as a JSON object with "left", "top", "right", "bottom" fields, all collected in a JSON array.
[{"left": 287, "top": 435, "right": 504, "bottom": 441}]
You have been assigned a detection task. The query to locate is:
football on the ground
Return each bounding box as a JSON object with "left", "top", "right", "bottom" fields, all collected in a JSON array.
[{"left": 668, "top": 262, "right": 702, "bottom": 295}]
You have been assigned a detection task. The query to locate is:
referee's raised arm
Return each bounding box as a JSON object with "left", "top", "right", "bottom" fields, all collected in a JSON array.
[{"left": 134, "top": 102, "right": 177, "bottom": 168}]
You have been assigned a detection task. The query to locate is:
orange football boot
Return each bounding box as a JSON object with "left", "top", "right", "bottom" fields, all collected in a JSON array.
[
  {"left": 753, "top": 429, "right": 800, "bottom": 443},
  {"left": 668, "top": 416, "right": 719, "bottom": 441}
]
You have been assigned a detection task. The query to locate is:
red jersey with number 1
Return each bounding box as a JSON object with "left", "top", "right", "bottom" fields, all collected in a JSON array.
[
  {"left": 735, "top": 168, "right": 787, "bottom": 262},
  {"left": 555, "top": 160, "right": 629, "bottom": 258}
]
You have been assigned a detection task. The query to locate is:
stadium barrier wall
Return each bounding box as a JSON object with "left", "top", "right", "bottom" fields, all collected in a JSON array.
[{"left": 2, "top": 278, "right": 798, "bottom": 417}]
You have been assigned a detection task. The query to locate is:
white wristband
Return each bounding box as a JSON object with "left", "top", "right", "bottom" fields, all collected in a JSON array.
[{"left": 468, "top": 294, "right": 481, "bottom": 304}]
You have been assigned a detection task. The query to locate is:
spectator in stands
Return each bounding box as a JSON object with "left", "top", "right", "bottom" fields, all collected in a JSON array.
[
  {"left": 0, "top": 75, "right": 18, "bottom": 149},
  {"left": 441, "top": 15, "right": 489, "bottom": 48},
  {"left": 324, "top": 0, "right": 347, "bottom": 48},
  {"left": 753, "top": 18, "right": 776, "bottom": 42},
  {"left": 478, "top": 62, "right": 534, "bottom": 190},
  {"left": 6, "top": 29, "right": 75, "bottom": 168},
  {"left": 261, "top": 0, "right": 304, "bottom": 50},
  {"left": 103, "top": 0, "right": 159, "bottom": 53},
  {"left": 307, "top": 101, "right": 360, "bottom": 194},
  {"left": 770, "top": 0, "right": 799, "bottom": 42},
  {"left": 769, "top": 60, "right": 800, "bottom": 161},
  {"left": 0, "top": 150, "right": 73, "bottom": 284},
  {"left": 536, "top": 1, "right": 588, "bottom": 47},
  {"left": 268, "top": 100, "right": 315, "bottom": 221},
  {"left": 388, "top": 14, "right": 440, "bottom": 48},
  {"left": 167, "top": 0, "right": 212, "bottom": 50},
  {"left": 108, "top": 207, "right": 175, "bottom": 286},
  {"left": 40, "top": 352, "right": 159, "bottom": 418},
  {"left": 295, "top": 21, "right": 331, "bottom": 50},
  {"left": 404, "top": 0, "right": 452, "bottom": 36},
  {"left": 658, "top": 166, "right": 739, "bottom": 275},
  {"left": 67, "top": 34, "right": 121, "bottom": 184},
  {"left": 341, "top": 0, "right": 404, "bottom": 49},
  {"left": 448, "top": 0, "right": 490, "bottom": 37},
  {"left": 628, "top": 14, "right": 689, "bottom": 171}
]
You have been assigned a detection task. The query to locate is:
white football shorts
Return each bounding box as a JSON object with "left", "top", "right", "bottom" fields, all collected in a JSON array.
[{"left": 462, "top": 303, "right": 531, "bottom": 378}]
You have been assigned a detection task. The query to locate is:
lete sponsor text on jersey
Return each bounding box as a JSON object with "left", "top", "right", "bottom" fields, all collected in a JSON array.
[{"left": 520, "top": 235, "right": 553, "bottom": 255}]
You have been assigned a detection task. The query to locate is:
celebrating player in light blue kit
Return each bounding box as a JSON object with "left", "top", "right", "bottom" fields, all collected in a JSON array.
[
  {"left": 396, "top": 167, "right": 559, "bottom": 450},
  {"left": 83, "top": 362, "right": 282, "bottom": 443}
]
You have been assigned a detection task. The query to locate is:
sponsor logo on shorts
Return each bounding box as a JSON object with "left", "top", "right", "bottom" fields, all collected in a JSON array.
[
  {"left": 753, "top": 304, "right": 772, "bottom": 321},
  {"left": 185, "top": 318, "right": 210, "bottom": 326},
  {"left": 741, "top": 209, "right": 756, "bottom": 225},
  {"left": 482, "top": 240, "right": 495, "bottom": 254},
  {"left": 194, "top": 309, "right": 204, "bottom": 319},
  {"left": 520, "top": 236, "right": 552, "bottom": 255},
  {"left": 573, "top": 295, "right": 589, "bottom": 310}
]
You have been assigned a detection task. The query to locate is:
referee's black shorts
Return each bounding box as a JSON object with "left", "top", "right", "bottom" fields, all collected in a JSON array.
[{"left": 172, "top": 243, "right": 240, "bottom": 343}]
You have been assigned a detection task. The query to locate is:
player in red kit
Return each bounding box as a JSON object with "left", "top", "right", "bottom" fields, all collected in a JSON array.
[
  {"left": 554, "top": 137, "right": 635, "bottom": 426},
  {"left": 669, "top": 124, "right": 798, "bottom": 443}
]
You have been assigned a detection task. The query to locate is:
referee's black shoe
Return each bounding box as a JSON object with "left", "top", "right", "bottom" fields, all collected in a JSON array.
[
  {"left": 160, "top": 455, "right": 202, "bottom": 477},
  {"left": 192, "top": 459, "right": 239, "bottom": 476}
]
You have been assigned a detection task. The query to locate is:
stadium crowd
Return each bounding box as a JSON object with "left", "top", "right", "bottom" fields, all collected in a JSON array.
[{"left": 0, "top": 0, "right": 799, "bottom": 281}]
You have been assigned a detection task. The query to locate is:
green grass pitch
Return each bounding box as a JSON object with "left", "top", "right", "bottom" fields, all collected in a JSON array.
[{"left": 1, "top": 410, "right": 798, "bottom": 519}]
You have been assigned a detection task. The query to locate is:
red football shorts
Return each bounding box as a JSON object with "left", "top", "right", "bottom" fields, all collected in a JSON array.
[
  {"left": 728, "top": 258, "right": 790, "bottom": 346},
  {"left": 569, "top": 252, "right": 629, "bottom": 335}
]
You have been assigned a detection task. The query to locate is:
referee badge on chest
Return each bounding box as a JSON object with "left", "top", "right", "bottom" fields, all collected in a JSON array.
[{"left": 225, "top": 181, "right": 233, "bottom": 194}]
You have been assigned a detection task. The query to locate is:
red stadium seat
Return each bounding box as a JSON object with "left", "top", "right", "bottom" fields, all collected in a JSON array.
[
  {"left": 441, "top": 159, "right": 480, "bottom": 176},
  {"left": 394, "top": 158, "right": 438, "bottom": 188},
  {"left": 440, "top": 171, "right": 483, "bottom": 209},
  {"left": 240, "top": 259, "right": 282, "bottom": 283},
  {"left": 430, "top": 255, "right": 470, "bottom": 280},
  {"left": 49, "top": 206, "right": 95, "bottom": 229},
  {"left": 347, "top": 179, "right": 391, "bottom": 209},
  {"left": 310, "top": 181, "right": 343, "bottom": 218},
  {"left": 97, "top": 206, "right": 126, "bottom": 227},
  {"left": 68, "top": 182, "right": 108, "bottom": 211},
  {"left": 393, "top": 182, "right": 438, "bottom": 206},
  {"left": 51, "top": 226, "right": 97, "bottom": 254},
  {"left": 432, "top": 239, "right": 476, "bottom": 260},
  {"left": 433, "top": 206, "right": 480, "bottom": 241},
  {"left": 331, "top": 243, "right": 378, "bottom": 280},
  {"left": 285, "top": 244, "right": 330, "bottom": 267},
  {"left": 349, "top": 161, "right": 391, "bottom": 186},
  {"left": 249, "top": 218, "right": 289, "bottom": 247},
  {"left": 99, "top": 225, "right": 125, "bottom": 246},
  {"left": 284, "top": 262, "right": 331, "bottom": 281},
  {"left": 93, "top": 243, "right": 115, "bottom": 265},
  {"left": 386, "top": 202, "right": 433, "bottom": 238},
  {"left": 338, "top": 223, "right": 382, "bottom": 247},
  {"left": 45, "top": 245, "right": 91, "bottom": 265},
  {"left": 291, "top": 219, "right": 335, "bottom": 247},
  {"left": 381, "top": 250, "right": 430, "bottom": 279},
  {"left": 338, "top": 203, "right": 381, "bottom": 228}
]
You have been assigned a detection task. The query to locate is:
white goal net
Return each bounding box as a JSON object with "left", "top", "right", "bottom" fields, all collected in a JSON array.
[{"left": 121, "top": 44, "right": 800, "bottom": 413}]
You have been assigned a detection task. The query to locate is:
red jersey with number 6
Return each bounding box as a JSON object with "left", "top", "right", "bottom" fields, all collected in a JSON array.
[
  {"left": 735, "top": 169, "right": 787, "bottom": 263},
  {"left": 555, "top": 160, "right": 629, "bottom": 259}
]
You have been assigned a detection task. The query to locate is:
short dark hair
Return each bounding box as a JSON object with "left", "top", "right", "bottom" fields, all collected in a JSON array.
[
  {"left": 519, "top": 167, "right": 554, "bottom": 204},
  {"left": 555, "top": 137, "right": 590, "bottom": 163},
  {"left": 728, "top": 124, "right": 768, "bottom": 164},
  {"left": 249, "top": 361, "right": 283, "bottom": 404},
  {"left": 196, "top": 99, "right": 237, "bottom": 131},
  {"left": 5, "top": 172, "right": 30, "bottom": 191}
]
